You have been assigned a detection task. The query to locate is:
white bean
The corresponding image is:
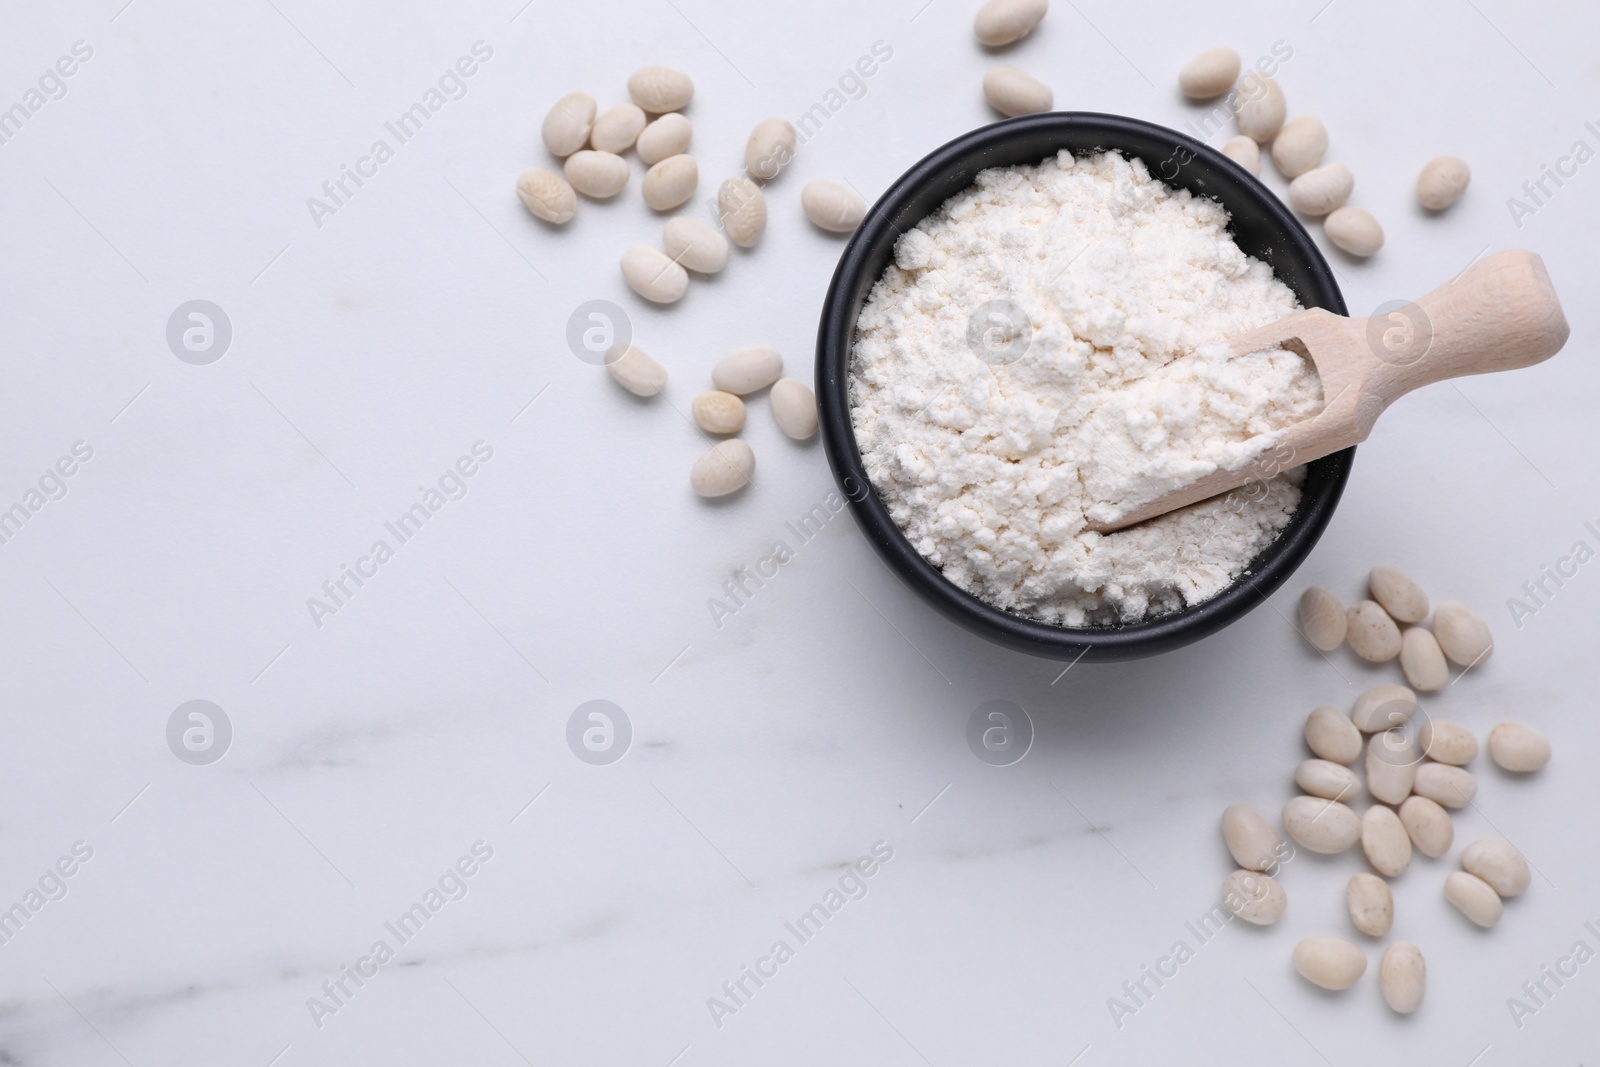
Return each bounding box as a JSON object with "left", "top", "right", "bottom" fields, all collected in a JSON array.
[
  {"left": 590, "top": 103, "right": 646, "bottom": 154},
  {"left": 1418, "top": 718, "right": 1478, "bottom": 765},
  {"left": 1305, "top": 706, "right": 1362, "bottom": 765},
  {"left": 563, "top": 150, "right": 629, "bottom": 198},
  {"left": 1488, "top": 723, "right": 1550, "bottom": 773},
  {"left": 1461, "top": 838, "right": 1531, "bottom": 897},
  {"left": 1178, "top": 46, "right": 1241, "bottom": 100},
  {"left": 541, "top": 91, "right": 595, "bottom": 157},
  {"left": 1325, "top": 206, "right": 1384, "bottom": 257},
  {"left": 974, "top": 0, "right": 1049, "bottom": 46},
  {"left": 744, "top": 118, "right": 797, "bottom": 180},
  {"left": 1288, "top": 163, "right": 1354, "bottom": 217},
  {"left": 1223, "top": 869, "right": 1286, "bottom": 926},
  {"left": 642, "top": 155, "right": 698, "bottom": 211},
  {"left": 1417, "top": 155, "right": 1470, "bottom": 211},
  {"left": 802, "top": 180, "right": 866, "bottom": 233},
  {"left": 770, "top": 378, "right": 818, "bottom": 440},
  {"left": 605, "top": 344, "right": 666, "bottom": 397},
  {"left": 1293, "top": 937, "right": 1366, "bottom": 991},
  {"left": 637, "top": 113, "right": 692, "bottom": 165},
  {"left": 620, "top": 245, "right": 689, "bottom": 304},
  {"left": 663, "top": 217, "right": 729, "bottom": 274},
  {"left": 1221, "top": 135, "right": 1260, "bottom": 176},
  {"left": 1345, "top": 600, "right": 1401, "bottom": 661},
  {"left": 1369, "top": 565, "right": 1429, "bottom": 622},
  {"left": 1236, "top": 73, "right": 1286, "bottom": 143},
  {"left": 1361, "top": 804, "right": 1412, "bottom": 878},
  {"left": 690, "top": 439, "right": 755, "bottom": 498},
  {"left": 516, "top": 168, "right": 576, "bottom": 224},
  {"left": 1347, "top": 872, "right": 1393, "bottom": 936},
  {"left": 1398, "top": 795, "right": 1453, "bottom": 858},
  {"left": 1350, "top": 684, "right": 1416, "bottom": 733},
  {"left": 1413, "top": 762, "right": 1477, "bottom": 809},
  {"left": 712, "top": 346, "right": 783, "bottom": 395},
  {"left": 1445, "top": 871, "right": 1502, "bottom": 927},
  {"left": 718, "top": 177, "right": 767, "bottom": 248},
  {"left": 1271, "top": 116, "right": 1328, "bottom": 178},
  {"left": 1298, "top": 585, "right": 1346, "bottom": 651},
  {"left": 1432, "top": 601, "right": 1493, "bottom": 666},
  {"left": 1400, "top": 627, "right": 1448, "bottom": 691},
  {"left": 627, "top": 65, "right": 694, "bottom": 113},
  {"left": 1221, "top": 803, "right": 1282, "bottom": 871},
  {"left": 691, "top": 391, "right": 745, "bottom": 434},
  {"left": 1282, "top": 795, "right": 1360, "bottom": 854},
  {"left": 1366, "top": 730, "right": 1418, "bottom": 805},
  {"left": 1380, "top": 942, "right": 1426, "bottom": 1014},
  {"left": 1294, "top": 759, "right": 1360, "bottom": 801},
  {"left": 982, "top": 66, "right": 1052, "bottom": 116}
]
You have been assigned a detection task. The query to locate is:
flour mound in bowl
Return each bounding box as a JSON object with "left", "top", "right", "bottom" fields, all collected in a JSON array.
[{"left": 849, "top": 149, "right": 1323, "bottom": 627}]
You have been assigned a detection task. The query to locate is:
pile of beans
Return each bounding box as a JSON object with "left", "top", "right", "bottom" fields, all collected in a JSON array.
[
  {"left": 525, "top": 65, "right": 836, "bottom": 499},
  {"left": 1220, "top": 566, "right": 1550, "bottom": 1013}
]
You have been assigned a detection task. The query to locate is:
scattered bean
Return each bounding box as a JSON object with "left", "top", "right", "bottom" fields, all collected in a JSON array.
[
  {"left": 564, "top": 150, "right": 630, "bottom": 198},
  {"left": 1178, "top": 46, "right": 1241, "bottom": 100},
  {"left": 1293, "top": 936, "right": 1367, "bottom": 991},
  {"left": 1488, "top": 723, "right": 1550, "bottom": 773},
  {"left": 541, "top": 91, "right": 595, "bottom": 157},
  {"left": 982, "top": 66, "right": 1053, "bottom": 116},
  {"left": 1221, "top": 135, "right": 1260, "bottom": 176},
  {"left": 627, "top": 64, "right": 694, "bottom": 113},
  {"left": 1288, "top": 163, "right": 1354, "bottom": 217},
  {"left": 718, "top": 177, "right": 768, "bottom": 248},
  {"left": 745, "top": 118, "right": 797, "bottom": 181},
  {"left": 1361, "top": 804, "right": 1412, "bottom": 878},
  {"left": 1223, "top": 869, "right": 1286, "bottom": 926},
  {"left": 1283, "top": 795, "right": 1360, "bottom": 854},
  {"left": 620, "top": 244, "right": 689, "bottom": 304},
  {"left": 1413, "top": 762, "right": 1477, "bottom": 809},
  {"left": 516, "top": 168, "right": 576, "bottom": 224},
  {"left": 1400, "top": 627, "right": 1449, "bottom": 691},
  {"left": 1380, "top": 942, "right": 1426, "bottom": 1014},
  {"left": 770, "top": 377, "right": 819, "bottom": 440},
  {"left": 1325, "top": 206, "right": 1384, "bottom": 257},
  {"left": 663, "top": 217, "right": 729, "bottom": 274},
  {"left": 691, "top": 391, "right": 745, "bottom": 434},
  {"left": 642, "top": 154, "right": 698, "bottom": 211},
  {"left": 1305, "top": 706, "right": 1362, "bottom": 764},
  {"left": 1398, "top": 795, "right": 1453, "bottom": 858},
  {"left": 713, "top": 346, "right": 783, "bottom": 394},
  {"left": 1433, "top": 601, "right": 1493, "bottom": 666},
  {"left": 1418, "top": 718, "right": 1478, "bottom": 766},
  {"left": 1346, "top": 600, "right": 1401, "bottom": 661},
  {"left": 605, "top": 344, "right": 667, "bottom": 397},
  {"left": 590, "top": 103, "right": 646, "bottom": 154},
  {"left": 1221, "top": 803, "right": 1282, "bottom": 871},
  {"left": 1347, "top": 873, "right": 1394, "bottom": 936},
  {"left": 1366, "top": 730, "right": 1418, "bottom": 805},
  {"left": 1236, "top": 73, "right": 1286, "bottom": 143},
  {"left": 1271, "top": 116, "right": 1328, "bottom": 178},
  {"left": 1444, "top": 871, "right": 1502, "bottom": 927},
  {"left": 1417, "top": 155, "right": 1471, "bottom": 211},
  {"left": 637, "top": 113, "right": 692, "bottom": 165},
  {"left": 1461, "top": 838, "right": 1531, "bottom": 897},
  {"left": 1295, "top": 759, "right": 1360, "bottom": 802},
  {"left": 802, "top": 180, "right": 867, "bottom": 233},
  {"left": 1298, "top": 585, "right": 1346, "bottom": 651},
  {"left": 1369, "top": 565, "right": 1428, "bottom": 623},
  {"left": 974, "top": 0, "right": 1049, "bottom": 46},
  {"left": 1351, "top": 684, "right": 1417, "bottom": 733},
  {"left": 690, "top": 439, "right": 755, "bottom": 498}
]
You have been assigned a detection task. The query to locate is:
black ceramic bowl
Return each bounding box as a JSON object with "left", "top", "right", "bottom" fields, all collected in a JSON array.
[{"left": 815, "top": 112, "right": 1354, "bottom": 662}]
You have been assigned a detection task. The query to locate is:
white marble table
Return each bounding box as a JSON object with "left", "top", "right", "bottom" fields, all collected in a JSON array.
[{"left": 2, "top": 0, "right": 1597, "bottom": 1062}]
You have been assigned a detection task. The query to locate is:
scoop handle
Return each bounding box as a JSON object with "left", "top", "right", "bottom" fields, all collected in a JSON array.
[{"left": 1373, "top": 249, "right": 1569, "bottom": 399}]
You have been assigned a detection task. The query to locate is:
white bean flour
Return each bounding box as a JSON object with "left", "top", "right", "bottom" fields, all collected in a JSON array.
[{"left": 850, "top": 150, "right": 1323, "bottom": 626}]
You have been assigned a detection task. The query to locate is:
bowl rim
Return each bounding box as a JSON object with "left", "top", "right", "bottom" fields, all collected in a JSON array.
[{"left": 814, "top": 111, "right": 1354, "bottom": 661}]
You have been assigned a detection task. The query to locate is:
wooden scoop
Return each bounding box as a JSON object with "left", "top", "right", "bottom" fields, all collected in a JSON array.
[{"left": 1086, "top": 249, "right": 1570, "bottom": 534}]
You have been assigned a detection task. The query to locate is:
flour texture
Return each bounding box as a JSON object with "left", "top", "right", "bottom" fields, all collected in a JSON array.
[{"left": 850, "top": 150, "right": 1322, "bottom": 626}]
